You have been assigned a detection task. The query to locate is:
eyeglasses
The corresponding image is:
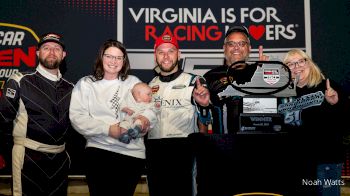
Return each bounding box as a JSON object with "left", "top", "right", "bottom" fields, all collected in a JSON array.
[
  {"left": 103, "top": 54, "right": 124, "bottom": 62},
  {"left": 224, "top": 41, "right": 249, "bottom": 48},
  {"left": 286, "top": 58, "right": 307, "bottom": 69}
]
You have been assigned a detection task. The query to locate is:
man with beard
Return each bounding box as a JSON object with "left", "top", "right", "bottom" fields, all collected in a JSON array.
[
  {"left": 0, "top": 33, "right": 74, "bottom": 196},
  {"left": 146, "top": 33, "right": 210, "bottom": 196}
]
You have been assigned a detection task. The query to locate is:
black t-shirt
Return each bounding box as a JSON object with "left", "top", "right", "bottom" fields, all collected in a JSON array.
[{"left": 278, "top": 79, "right": 346, "bottom": 163}]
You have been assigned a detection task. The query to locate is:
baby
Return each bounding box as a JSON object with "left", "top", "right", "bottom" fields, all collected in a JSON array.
[{"left": 119, "top": 82, "right": 155, "bottom": 144}]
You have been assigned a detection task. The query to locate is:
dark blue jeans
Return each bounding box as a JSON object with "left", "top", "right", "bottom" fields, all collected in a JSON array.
[{"left": 316, "top": 163, "right": 343, "bottom": 196}]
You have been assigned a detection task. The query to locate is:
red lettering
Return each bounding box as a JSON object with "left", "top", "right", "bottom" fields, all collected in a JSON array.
[
  {"left": 144, "top": 25, "right": 223, "bottom": 44},
  {"left": 163, "top": 26, "right": 174, "bottom": 37},
  {"left": 145, "top": 25, "right": 156, "bottom": 41},
  {"left": 0, "top": 46, "right": 36, "bottom": 67},
  {"left": 13, "top": 47, "right": 36, "bottom": 67},
  {"left": 207, "top": 26, "right": 222, "bottom": 41},
  {"left": 0, "top": 50, "right": 12, "bottom": 66},
  {"left": 192, "top": 25, "right": 206, "bottom": 41},
  {"left": 173, "top": 26, "right": 186, "bottom": 41},
  {"left": 153, "top": 25, "right": 222, "bottom": 42}
]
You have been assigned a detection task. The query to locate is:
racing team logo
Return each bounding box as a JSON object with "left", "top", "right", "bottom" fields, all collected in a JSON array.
[{"left": 263, "top": 68, "right": 280, "bottom": 85}]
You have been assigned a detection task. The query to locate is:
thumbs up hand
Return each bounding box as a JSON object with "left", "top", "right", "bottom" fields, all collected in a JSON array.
[
  {"left": 259, "top": 45, "right": 269, "bottom": 61},
  {"left": 193, "top": 78, "right": 210, "bottom": 107},
  {"left": 325, "top": 79, "right": 339, "bottom": 105}
]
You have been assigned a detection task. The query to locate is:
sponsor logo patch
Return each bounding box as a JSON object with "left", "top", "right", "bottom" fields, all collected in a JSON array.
[
  {"left": 151, "top": 85, "right": 159, "bottom": 93},
  {"left": 6, "top": 88, "right": 16, "bottom": 98},
  {"left": 172, "top": 84, "right": 186, "bottom": 89},
  {"left": 263, "top": 68, "right": 280, "bottom": 85}
]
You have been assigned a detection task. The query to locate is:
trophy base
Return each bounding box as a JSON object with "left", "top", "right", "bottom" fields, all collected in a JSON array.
[{"left": 238, "top": 113, "right": 284, "bottom": 134}]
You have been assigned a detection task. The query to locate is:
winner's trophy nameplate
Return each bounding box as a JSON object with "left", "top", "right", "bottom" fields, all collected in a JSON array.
[{"left": 239, "top": 113, "right": 284, "bottom": 134}]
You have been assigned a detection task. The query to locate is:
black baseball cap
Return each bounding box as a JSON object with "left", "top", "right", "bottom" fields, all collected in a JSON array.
[
  {"left": 37, "top": 33, "right": 65, "bottom": 50},
  {"left": 225, "top": 26, "right": 250, "bottom": 38}
]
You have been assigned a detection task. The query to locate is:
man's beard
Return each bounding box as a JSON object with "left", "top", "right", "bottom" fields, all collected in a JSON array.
[
  {"left": 39, "top": 56, "right": 61, "bottom": 70},
  {"left": 157, "top": 59, "right": 179, "bottom": 73}
]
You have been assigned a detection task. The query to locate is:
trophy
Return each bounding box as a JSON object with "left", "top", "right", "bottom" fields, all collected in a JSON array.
[{"left": 218, "top": 60, "right": 296, "bottom": 134}]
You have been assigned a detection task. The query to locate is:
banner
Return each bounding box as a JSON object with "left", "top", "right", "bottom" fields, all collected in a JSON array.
[{"left": 121, "top": 0, "right": 311, "bottom": 76}]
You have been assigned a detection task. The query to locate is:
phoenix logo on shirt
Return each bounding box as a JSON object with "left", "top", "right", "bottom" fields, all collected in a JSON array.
[
  {"left": 153, "top": 96, "right": 184, "bottom": 108},
  {"left": 161, "top": 99, "right": 183, "bottom": 107}
]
